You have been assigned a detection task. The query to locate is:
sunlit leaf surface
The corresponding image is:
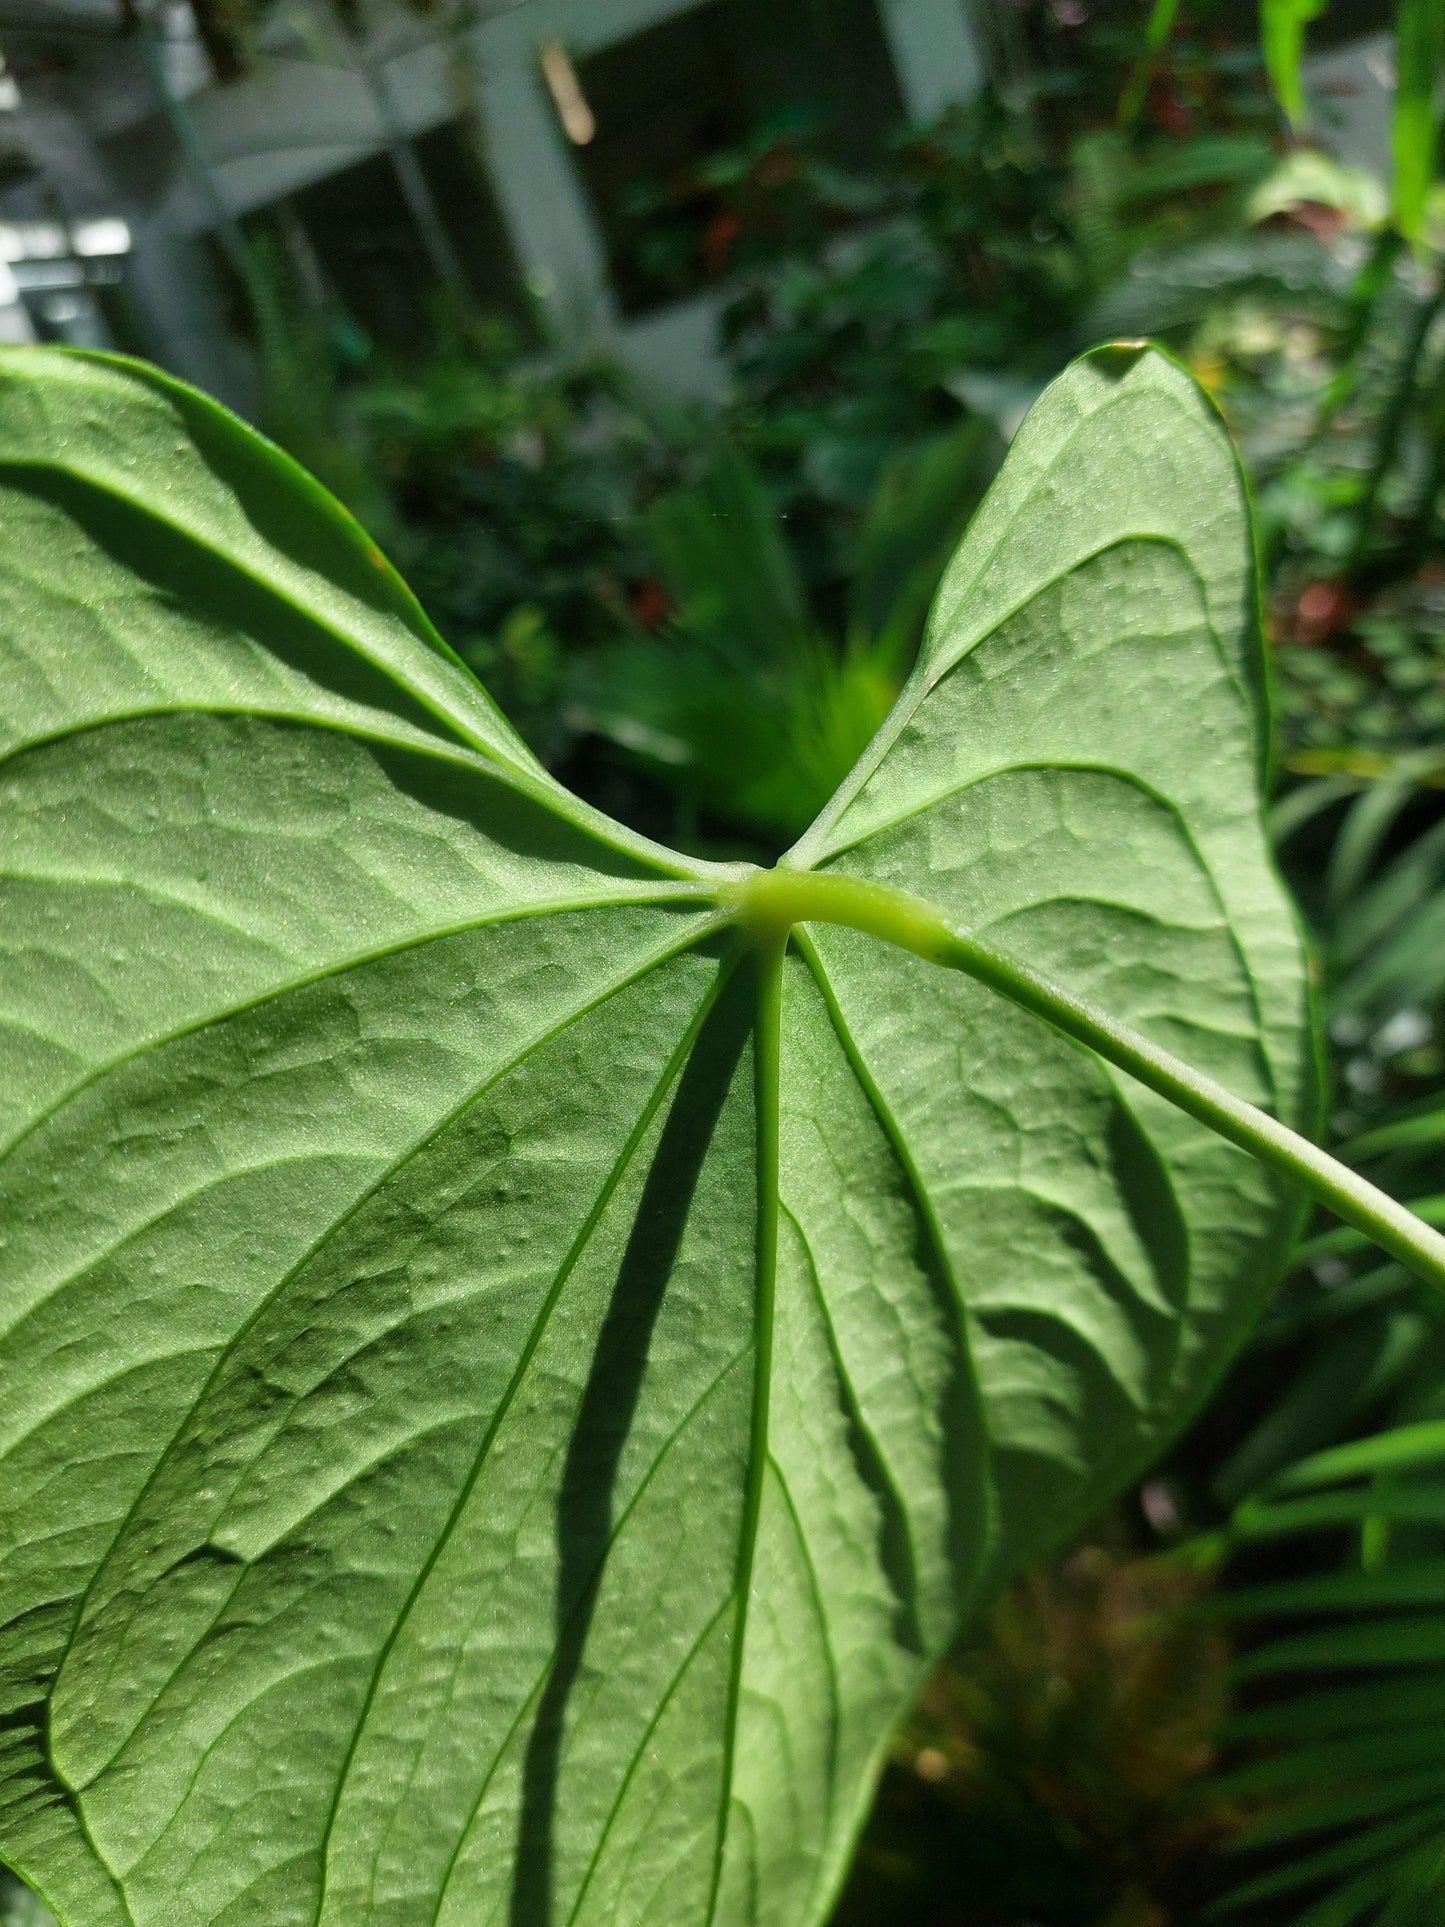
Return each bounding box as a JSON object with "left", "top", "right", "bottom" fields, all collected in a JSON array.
[{"left": 0, "top": 344, "right": 1308, "bottom": 1927}]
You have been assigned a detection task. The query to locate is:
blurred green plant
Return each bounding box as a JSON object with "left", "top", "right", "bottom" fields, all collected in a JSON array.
[
  {"left": 1196, "top": 761, "right": 1445, "bottom": 1514},
  {"left": 1158, "top": 752, "right": 1445, "bottom": 1926},
  {"left": 571, "top": 414, "right": 995, "bottom": 847},
  {"left": 1165, "top": 246, "right": 1445, "bottom": 769},
  {"left": 1209, "top": 1424, "right": 1445, "bottom": 1926},
  {"left": 0, "top": 1871, "right": 51, "bottom": 1927},
  {"left": 1238, "top": 0, "right": 1445, "bottom": 602},
  {"left": 1259, "top": 0, "right": 1441, "bottom": 246},
  {"left": 835, "top": 1536, "right": 1235, "bottom": 1927},
  {"left": 1273, "top": 593, "right": 1445, "bottom": 759},
  {"left": 340, "top": 313, "right": 684, "bottom": 757},
  {"left": 236, "top": 7, "right": 1367, "bottom": 827},
  {"left": 254, "top": 332, "right": 656, "bottom": 762},
  {"left": 611, "top": 106, "right": 890, "bottom": 314},
  {"left": 716, "top": 74, "right": 1281, "bottom": 548}
]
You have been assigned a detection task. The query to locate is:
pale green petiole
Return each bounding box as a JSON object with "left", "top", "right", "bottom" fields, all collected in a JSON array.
[{"left": 722, "top": 865, "right": 1445, "bottom": 1300}]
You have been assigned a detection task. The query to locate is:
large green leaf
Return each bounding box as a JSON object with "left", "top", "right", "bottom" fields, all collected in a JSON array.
[{"left": 0, "top": 344, "right": 1310, "bottom": 1927}]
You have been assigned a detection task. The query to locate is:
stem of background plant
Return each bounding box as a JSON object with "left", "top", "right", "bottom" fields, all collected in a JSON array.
[
  {"left": 1346, "top": 274, "right": 1445, "bottom": 575},
  {"left": 1404, "top": 335, "right": 1445, "bottom": 567},
  {"left": 1116, "top": 0, "right": 1181, "bottom": 132},
  {"left": 730, "top": 866, "right": 1445, "bottom": 1298},
  {"left": 1309, "top": 228, "right": 1404, "bottom": 440}
]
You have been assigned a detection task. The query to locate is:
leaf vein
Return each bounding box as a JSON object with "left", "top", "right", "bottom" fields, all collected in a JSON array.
[{"left": 316, "top": 954, "right": 740, "bottom": 1927}]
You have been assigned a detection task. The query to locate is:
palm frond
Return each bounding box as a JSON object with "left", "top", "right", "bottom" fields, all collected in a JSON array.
[
  {"left": 573, "top": 427, "right": 992, "bottom": 845},
  {"left": 1213, "top": 1428, "right": 1445, "bottom": 1926}
]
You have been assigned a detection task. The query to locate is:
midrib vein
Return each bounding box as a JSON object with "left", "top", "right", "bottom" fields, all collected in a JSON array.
[
  {"left": 317, "top": 952, "right": 741, "bottom": 1927},
  {"left": 416, "top": 1350, "right": 751, "bottom": 1927},
  {"left": 47, "top": 917, "right": 720, "bottom": 1809},
  {"left": 705, "top": 941, "right": 784, "bottom": 1927}
]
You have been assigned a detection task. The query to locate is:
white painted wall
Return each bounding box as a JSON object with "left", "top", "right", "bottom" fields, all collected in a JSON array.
[{"left": 879, "top": 0, "right": 984, "bottom": 123}]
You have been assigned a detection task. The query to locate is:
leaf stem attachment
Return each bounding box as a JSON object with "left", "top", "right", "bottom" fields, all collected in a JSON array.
[{"left": 723, "top": 866, "right": 1445, "bottom": 1298}]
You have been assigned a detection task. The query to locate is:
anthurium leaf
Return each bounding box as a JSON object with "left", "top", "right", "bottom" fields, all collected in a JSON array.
[{"left": 0, "top": 343, "right": 1309, "bottom": 1927}]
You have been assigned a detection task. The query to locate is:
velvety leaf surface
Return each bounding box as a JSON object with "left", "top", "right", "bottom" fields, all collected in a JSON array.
[{"left": 0, "top": 345, "right": 1309, "bottom": 1927}]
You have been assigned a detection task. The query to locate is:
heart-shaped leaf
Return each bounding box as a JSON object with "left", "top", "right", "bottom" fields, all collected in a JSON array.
[{"left": 0, "top": 344, "right": 1309, "bottom": 1927}]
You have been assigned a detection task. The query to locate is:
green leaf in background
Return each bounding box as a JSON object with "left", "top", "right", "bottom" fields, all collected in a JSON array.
[
  {"left": 1216, "top": 1425, "right": 1445, "bottom": 1926},
  {"left": 1259, "top": 0, "right": 1329, "bottom": 128},
  {"left": 0, "top": 344, "right": 1310, "bottom": 1927},
  {"left": 575, "top": 420, "right": 995, "bottom": 844},
  {"left": 1117, "top": 0, "right": 1183, "bottom": 131},
  {"left": 1393, "top": 0, "right": 1445, "bottom": 241}
]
